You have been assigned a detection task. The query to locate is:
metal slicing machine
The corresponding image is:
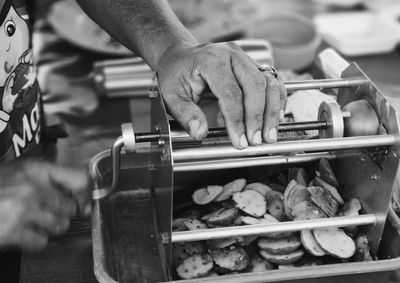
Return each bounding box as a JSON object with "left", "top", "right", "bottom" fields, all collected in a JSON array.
[{"left": 90, "top": 56, "right": 400, "bottom": 283}]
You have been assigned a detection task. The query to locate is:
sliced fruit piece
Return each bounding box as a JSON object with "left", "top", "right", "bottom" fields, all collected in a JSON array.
[
  {"left": 260, "top": 249, "right": 305, "bottom": 265},
  {"left": 183, "top": 218, "right": 208, "bottom": 230},
  {"left": 300, "top": 230, "right": 326, "bottom": 257},
  {"left": 339, "top": 198, "right": 362, "bottom": 233},
  {"left": 214, "top": 179, "right": 246, "bottom": 202},
  {"left": 288, "top": 167, "right": 308, "bottom": 186},
  {"left": 233, "top": 190, "right": 267, "bottom": 217},
  {"left": 245, "top": 183, "right": 272, "bottom": 197},
  {"left": 201, "top": 208, "right": 225, "bottom": 221},
  {"left": 339, "top": 198, "right": 362, "bottom": 217},
  {"left": 207, "top": 237, "right": 244, "bottom": 249},
  {"left": 211, "top": 246, "right": 249, "bottom": 273},
  {"left": 308, "top": 186, "right": 338, "bottom": 217},
  {"left": 176, "top": 254, "right": 214, "bottom": 279},
  {"left": 265, "top": 190, "right": 284, "bottom": 221},
  {"left": 207, "top": 208, "right": 238, "bottom": 226},
  {"left": 248, "top": 255, "right": 275, "bottom": 272},
  {"left": 192, "top": 185, "right": 223, "bottom": 205},
  {"left": 257, "top": 235, "right": 301, "bottom": 255},
  {"left": 295, "top": 253, "right": 324, "bottom": 267},
  {"left": 291, "top": 201, "right": 326, "bottom": 220},
  {"left": 319, "top": 158, "right": 339, "bottom": 187},
  {"left": 238, "top": 235, "right": 259, "bottom": 247},
  {"left": 313, "top": 228, "right": 356, "bottom": 259},
  {"left": 313, "top": 176, "right": 344, "bottom": 205},
  {"left": 232, "top": 215, "right": 244, "bottom": 225},
  {"left": 172, "top": 218, "right": 187, "bottom": 232},
  {"left": 353, "top": 234, "right": 373, "bottom": 262},
  {"left": 172, "top": 242, "right": 207, "bottom": 267},
  {"left": 284, "top": 180, "right": 310, "bottom": 220},
  {"left": 241, "top": 216, "right": 264, "bottom": 225}
]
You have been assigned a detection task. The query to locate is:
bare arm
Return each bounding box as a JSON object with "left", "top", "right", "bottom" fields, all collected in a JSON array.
[
  {"left": 77, "top": 0, "right": 197, "bottom": 70},
  {"left": 77, "top": 0, "right": 287, "bottom": 148}
]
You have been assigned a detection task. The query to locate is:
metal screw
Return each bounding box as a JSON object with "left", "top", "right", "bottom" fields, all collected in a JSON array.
[
  {"left": 161, "top": 232, "right": 170, "bottom": 244},
  {"left": 158, "top": 138, "right": 165, "bottom": 148}
]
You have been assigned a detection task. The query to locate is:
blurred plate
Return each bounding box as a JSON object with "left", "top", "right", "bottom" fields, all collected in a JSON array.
[{"left": 48, "top": 0, "right": 132, "bottom": 56}]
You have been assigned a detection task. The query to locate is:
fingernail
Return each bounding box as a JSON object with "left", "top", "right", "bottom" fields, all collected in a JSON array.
[
  {"left": 253, "top": 131, "right": 262, "bottom": 145},
  {"left": 268, "top": 128, "right": 278, "bottom": 143},
  {"left": 189, "top": 120, "right": 200, "bottom": 140},
  {"left": 279, "top": 110, "right": 285, "bottom": 121},
  {"left": 239, "top": 135, "right": 249, "bottom": 148}
]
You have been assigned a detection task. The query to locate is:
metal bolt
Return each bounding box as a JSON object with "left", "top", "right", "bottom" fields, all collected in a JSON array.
[
  {"left": 161, "top": 232, "right": 170, "bottom": 244},
  {"left": 158, "top": 138, "right": 165, "bottom": 148}
]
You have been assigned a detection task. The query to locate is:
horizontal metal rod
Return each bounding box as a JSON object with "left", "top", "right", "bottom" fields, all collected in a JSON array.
[
  {"left": 171, "top": 122, "right": 327, "bottom": 143},
  {"left": 172, "top": 135, "right": 395, "bottom": 162},
  {"left": 138, "top": 121, "right": 328, "bottom": 144},
  {"left": 285, "top": 77, "right": 369, "bottom": 93},
  {"left": 173, "top": 152, "right": 336, "bottom": 172},
  {"left": 97, "top": 76, "right": 369, "bottom": 97},
  {"left": 171, "top": 214, "right": 377, "bottom": 243}
]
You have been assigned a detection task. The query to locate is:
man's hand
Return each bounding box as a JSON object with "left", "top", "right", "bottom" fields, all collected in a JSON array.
[
  {"left": 157, "top": 42, "right": 287, "bottom": 148},
  {"left": 0, "top": 161, "right": 90, "bottom": 251},
  {"left": 78, "top": 0, "right": 286, "bottom": 148}
]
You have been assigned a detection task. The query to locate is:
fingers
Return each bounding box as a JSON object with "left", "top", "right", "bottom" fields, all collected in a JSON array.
[
  {"left": 26, "top": 204, "right": 71, "bottom": 236},
  {"left": 263, "top": 73, "right": 281, "bottom": 143},
  {"left": 231, "top": 53, "right": 266, "bottom": 145},
  {"left": 277, "top": 75, "right": 288, "bottom": 121},
  {"left": 202, "top": 61, "right": 247, "bottom": 149},
  {"left": 27, "top": 162, "right": 90, "bottom": 216},
  {"left": 165, "top": 95, "right": 209, "bottom": 141},
  {"left": 48, "top": 166, "right": 90, "bottom": 215}
]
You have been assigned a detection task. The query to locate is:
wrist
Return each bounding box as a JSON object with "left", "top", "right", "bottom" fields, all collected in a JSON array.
[{"left": 154, "top": 39, "right": 199, "bottom": 72}]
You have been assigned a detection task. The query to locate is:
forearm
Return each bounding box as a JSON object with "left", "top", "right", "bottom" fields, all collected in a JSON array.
[{"left": 77, "top": 0, "right": 198, "bottom": 70}]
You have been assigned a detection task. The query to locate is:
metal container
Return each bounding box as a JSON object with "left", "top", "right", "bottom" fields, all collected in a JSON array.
[{"left": 90, "top": 149, "right": 400, "bottom": 283}]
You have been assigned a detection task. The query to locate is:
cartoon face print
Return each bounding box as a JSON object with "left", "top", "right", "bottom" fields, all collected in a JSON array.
[{"left": 0, "top": 5, "right": 29, "bottom": 87}]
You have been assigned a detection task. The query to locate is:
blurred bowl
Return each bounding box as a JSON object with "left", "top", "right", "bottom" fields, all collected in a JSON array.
[{"left": 247, "top": 12, "right": 322, "bottom": 71}]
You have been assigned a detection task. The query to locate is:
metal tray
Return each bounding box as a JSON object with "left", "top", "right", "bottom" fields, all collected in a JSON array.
[{"left": 90, "top": 150, "right": 400, "bottom": 283}]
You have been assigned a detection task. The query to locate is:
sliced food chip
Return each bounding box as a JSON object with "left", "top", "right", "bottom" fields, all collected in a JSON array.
[
  {"left": 214, "top": 179, "right": 246, "bottom": 202},
  {"left": 308, "top": 186, "right": 338, "bottom": 217},
  {"left": 313, "top": 228, "right": 356, "bottom": 259},
  {"left": 207, "top": 208, "right": 238, "bottom": 226},
  {"left": 260, "top": 249, "right": 305, "bottom": 265},
  {"left": 257, "top": 235, "right": 302, "bottom": 255},
  {"left": 192, "top": 185, "right": 223, "bottom": 205},
  {"left": 319, "top": 158, "right": 339, "bottom": 188},
  {"left": 233, "top": 190, "right": 267, "bottom": 217},
  {"left": 244, "top": 182, "right": 272, "bottom": 197},
  {"left": 183, "top": 218, "right": 208, "bottom": 230},
  {"left": 300, "top": 230, "right": 326, "bottom": 257},
  {"left": 176, "top": 254, "right": 214, "bottom": 279},
  {"left": 211, "top": 246, "right": 249, "bottom": 273}
]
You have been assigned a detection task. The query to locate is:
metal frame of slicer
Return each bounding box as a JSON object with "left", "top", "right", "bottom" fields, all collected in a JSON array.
[{"left": 90, "top": 52, "right": 400, "bottom": 283}]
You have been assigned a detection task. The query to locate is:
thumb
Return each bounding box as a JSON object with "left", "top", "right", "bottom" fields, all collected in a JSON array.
[{"left": 165, "top": 96, "right": 209, "bottom": 141}]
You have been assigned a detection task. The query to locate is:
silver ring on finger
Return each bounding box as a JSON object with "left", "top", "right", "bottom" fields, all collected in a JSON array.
[{"left": 258, "top": 64, "right": 278, "bottom": 79}]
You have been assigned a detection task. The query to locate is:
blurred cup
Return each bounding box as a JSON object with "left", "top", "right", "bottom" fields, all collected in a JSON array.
[{"left": 247, "top": 12, "right": 322, "bottom": 71}]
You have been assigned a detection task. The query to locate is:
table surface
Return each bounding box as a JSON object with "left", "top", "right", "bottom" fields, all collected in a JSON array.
[{"left": 20, "top": 2, "right": 400, "bottom": 283}]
